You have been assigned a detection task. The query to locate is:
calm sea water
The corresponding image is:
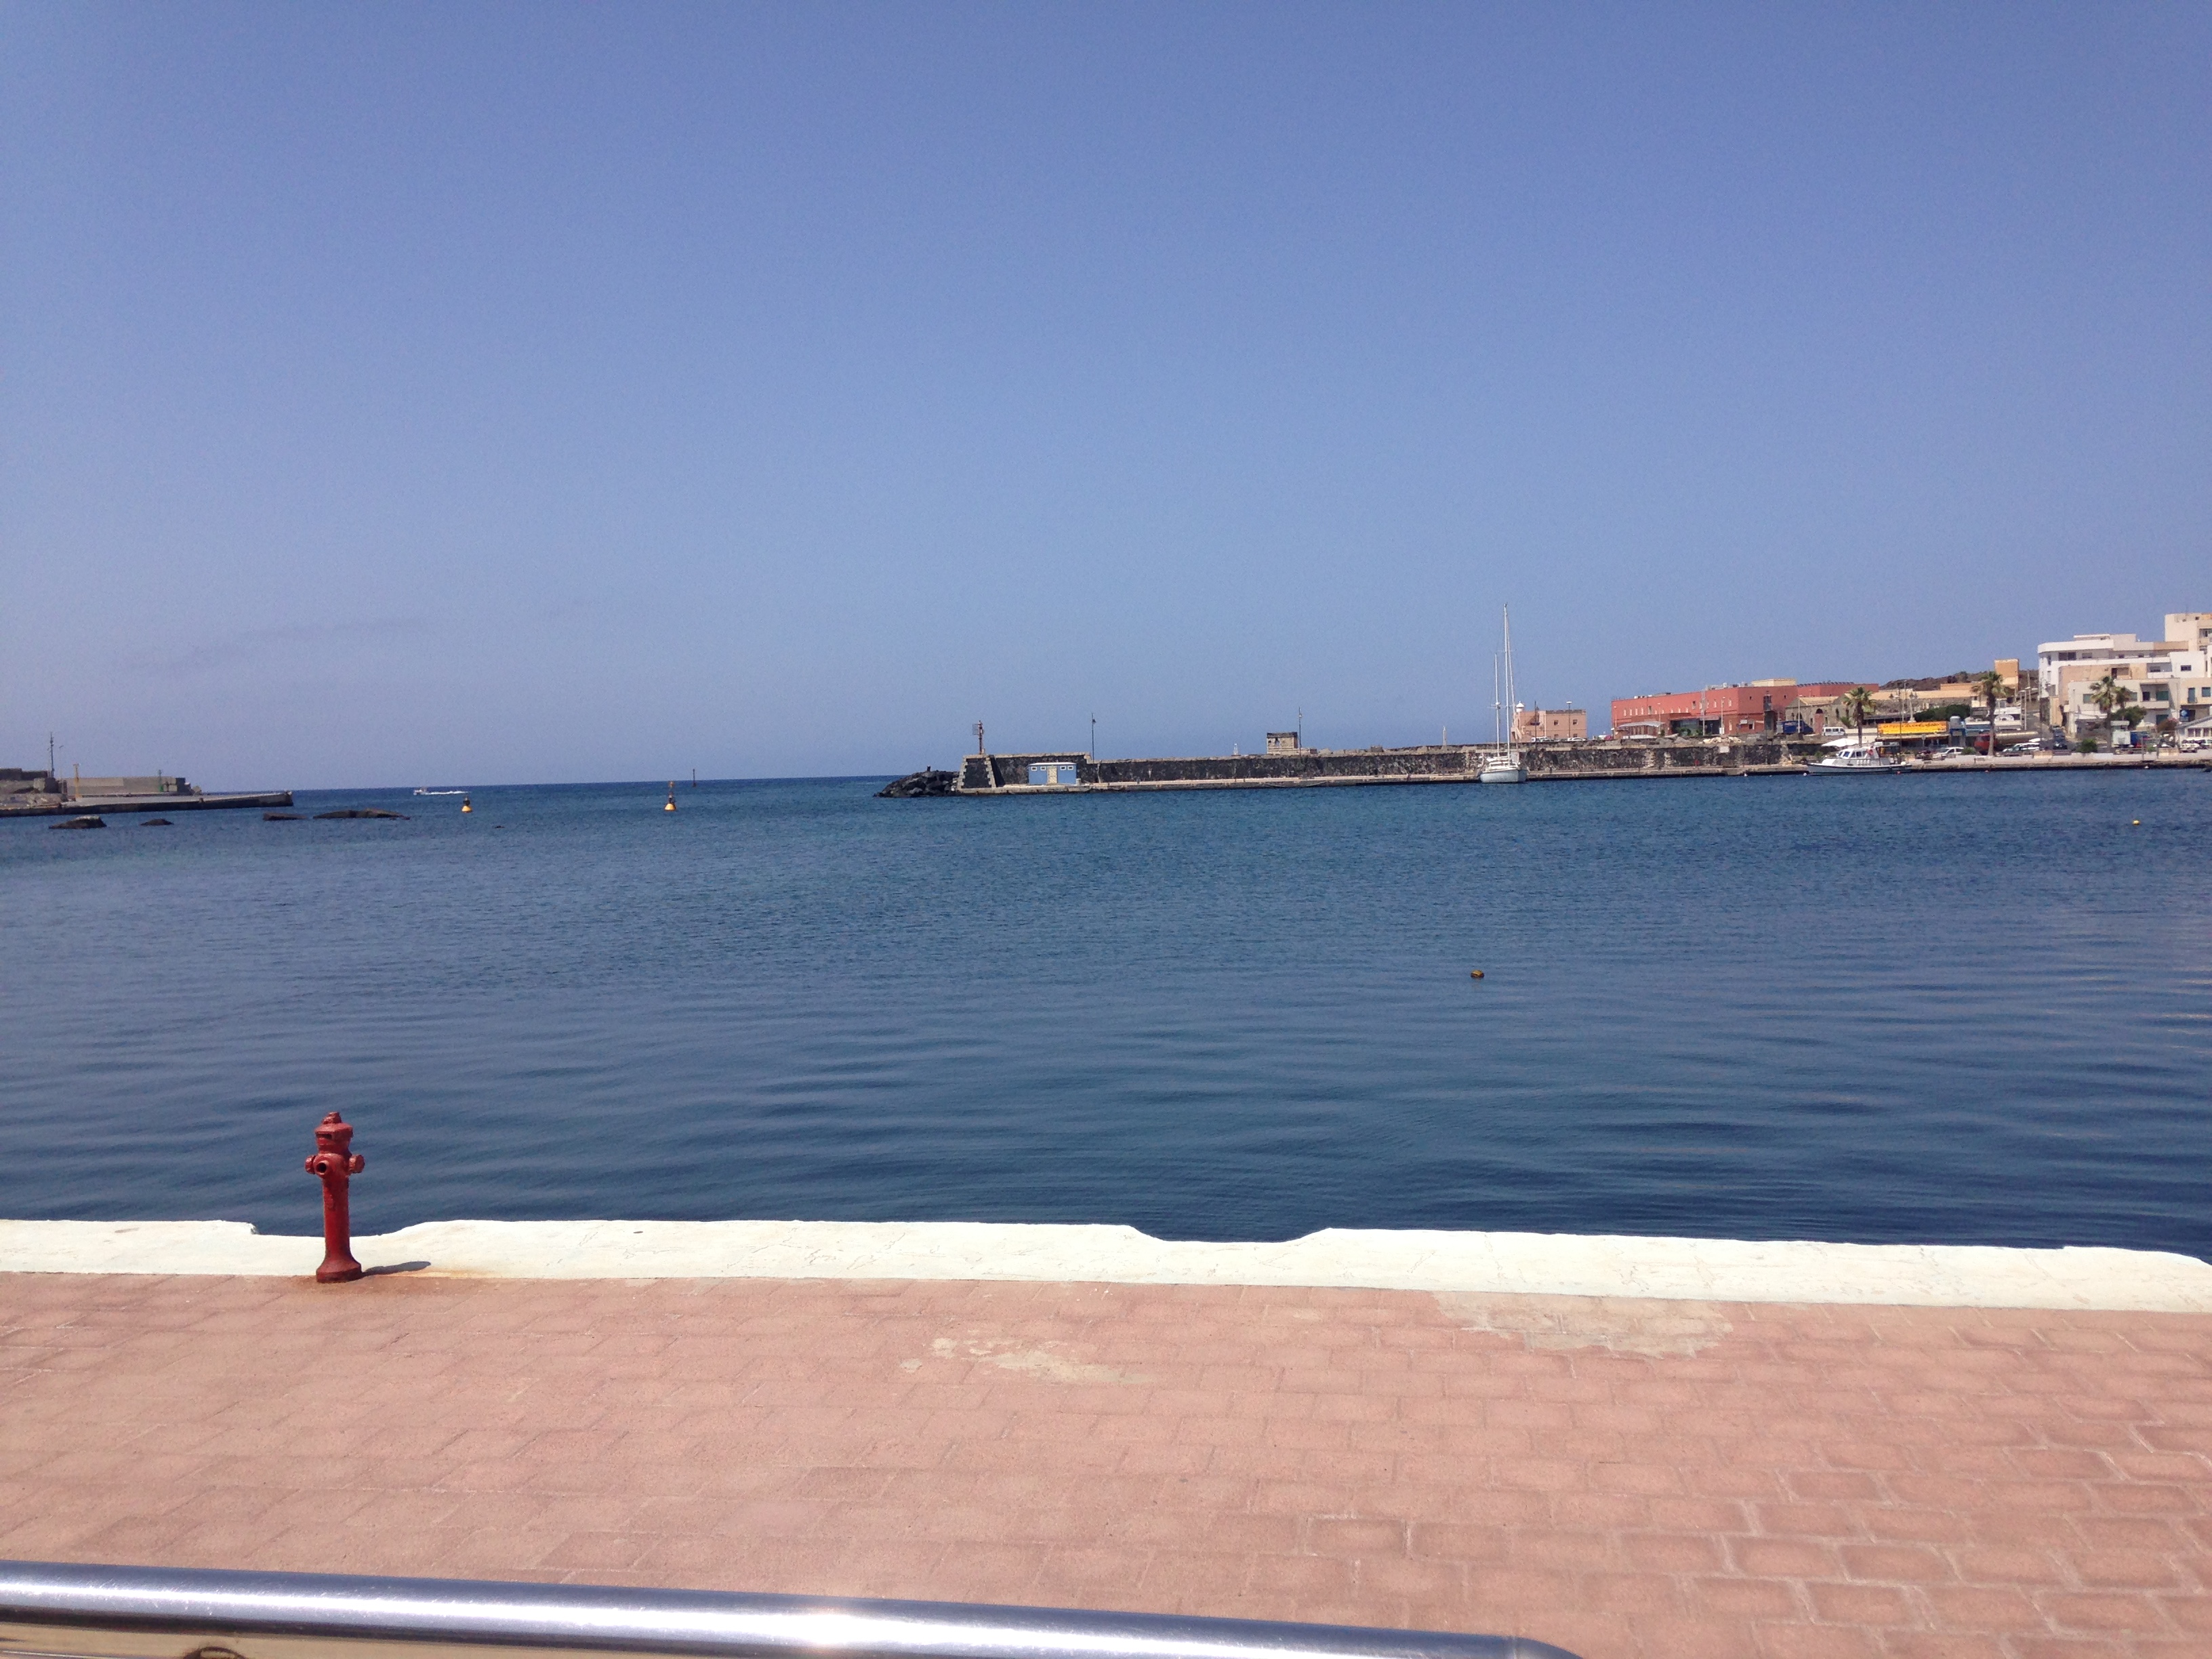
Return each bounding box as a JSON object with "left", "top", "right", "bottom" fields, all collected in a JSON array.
[{"left": 3, "top": 771, "right": 2207, "bottom": 1257}]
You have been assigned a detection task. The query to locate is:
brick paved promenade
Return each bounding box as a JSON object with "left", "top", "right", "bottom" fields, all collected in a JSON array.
[{"left": 2, "top": 1271, "right": 2206, "bottom": 1659}]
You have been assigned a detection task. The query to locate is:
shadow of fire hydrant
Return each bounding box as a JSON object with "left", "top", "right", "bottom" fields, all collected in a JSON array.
[{"left": 304, "top": 1111, "right": 367, "bottom": 1284}]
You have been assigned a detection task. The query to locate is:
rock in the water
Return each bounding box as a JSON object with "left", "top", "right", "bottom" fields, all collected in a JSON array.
[
  {"left": 264, "top": 812, "right": 302, "bottom": 821},
  {"left": 51, "top": 816, "right": 106, "bottom": 830},
  {"left": 877, "top": 768, "right": 959, "bottom": 798},
  {"left": 140, "top": 818, "right": 173, "bottom": 827},
  {"left": 314, "top": 808, "right": 410, "bottom": 819}
]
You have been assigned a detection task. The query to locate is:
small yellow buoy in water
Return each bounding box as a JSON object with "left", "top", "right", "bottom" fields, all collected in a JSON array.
[
  {"left": 665, "top": 782, "right": 676, "bottom": 812},
  {"left": 2132, "top": 819, "right": 2140, "bottom": 825},
  {"left": 1469, "top": 969, "right": 1484, "bottom": 979},
  {"left": 461, "top": 794, "right": 471, "bottom": 813}
]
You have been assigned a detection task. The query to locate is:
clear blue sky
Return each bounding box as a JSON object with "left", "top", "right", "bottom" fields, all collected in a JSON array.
[{"left": 5, "top": 3, "right": 2207, "bottom": 785}]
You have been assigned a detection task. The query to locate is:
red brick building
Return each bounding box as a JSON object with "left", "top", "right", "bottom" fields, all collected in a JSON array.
[{"left": 1610, "top": 679, "right": 1870, "bottom": 737}]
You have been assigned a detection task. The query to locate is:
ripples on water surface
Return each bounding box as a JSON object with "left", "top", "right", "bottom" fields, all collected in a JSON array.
[{"left": 3, "top": 772, "right": 2207, "bottom": 1256}]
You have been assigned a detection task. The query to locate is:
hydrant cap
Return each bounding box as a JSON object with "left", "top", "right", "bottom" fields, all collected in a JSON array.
[{"left": 314, "top": 1111, "right": 354, "bottom": 1150}]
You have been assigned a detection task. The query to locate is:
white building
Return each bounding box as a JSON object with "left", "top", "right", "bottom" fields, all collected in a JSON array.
[{"left": 2038, "top": 613, "right": 2212, "bottom": 737}]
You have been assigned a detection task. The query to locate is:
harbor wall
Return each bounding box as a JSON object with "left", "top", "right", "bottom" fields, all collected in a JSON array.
[
  {"left": 1096, "top": 746, "right": 1477, "bottom": 786},
  {"left": 934, "top": 739, "right": 1824, "bottom": 794},
  {"left": 880, "top": 739, "right": 2207, "bottom": 798},
  {"left": 0, "top": 790, "right": 293, "bottom": 817}
]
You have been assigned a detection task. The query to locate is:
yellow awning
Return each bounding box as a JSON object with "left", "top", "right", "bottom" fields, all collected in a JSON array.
[{"left": 1877, "top": 721, "right": 1950, "bottom": 737}]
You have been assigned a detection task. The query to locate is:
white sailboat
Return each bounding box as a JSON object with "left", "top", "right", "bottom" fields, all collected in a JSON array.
[{"left": 1480, "top": 607, "right": 1528, "bottom": 784}]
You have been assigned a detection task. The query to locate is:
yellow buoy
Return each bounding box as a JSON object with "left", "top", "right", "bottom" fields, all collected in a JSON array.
[
  {"left": 1469, "top": 970, "right": 1484, "bottom": 979},
  {"left": 665, "top": 783, "right": 676, "bottom": 812},
  {"left": 461, "top": 794, "right": 471, "bottom": 813}
]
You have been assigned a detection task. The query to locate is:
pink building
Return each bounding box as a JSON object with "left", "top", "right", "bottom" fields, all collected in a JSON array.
[
  {"left": 1511, "top": 706, "right": 1587, "bottom": 742},
  {"left": 1610, "top": 680, "right": 1870, "bottom": 737}
]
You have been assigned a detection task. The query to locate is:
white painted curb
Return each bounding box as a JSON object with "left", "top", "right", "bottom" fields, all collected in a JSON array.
[{"left": 2, "top": 1218, "right": 2208, "bottom": 1311}]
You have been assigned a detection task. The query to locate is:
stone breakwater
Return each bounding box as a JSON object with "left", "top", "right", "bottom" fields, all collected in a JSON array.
[
  {"left": 878, "top": 740, "right": 2212, "bottom": 795},
  {"left": 880, "top": 740, "right": 1821, "bottom": 796},
  {"left": 0, "top": 789, "right": 293, "bottom": 817}
]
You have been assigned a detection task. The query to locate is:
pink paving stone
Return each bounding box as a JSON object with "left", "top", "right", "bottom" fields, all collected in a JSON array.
[{"left": 0, "top": 1273, "right": 2208, "bottom": 1659}]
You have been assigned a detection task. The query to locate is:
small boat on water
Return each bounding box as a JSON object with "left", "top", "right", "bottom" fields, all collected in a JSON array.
[
  {"left": 1479, "top": 606, "right": 1527, "bottom": 784},
  {"left": 413, "top": 787, "right": 466, "bottom": 796},
  {"left": 1809, "top": 742, "right": 1906, "bottom": 774},
  {"left": 1478, "top": 751, "right": 1527, "bottom": 785}
]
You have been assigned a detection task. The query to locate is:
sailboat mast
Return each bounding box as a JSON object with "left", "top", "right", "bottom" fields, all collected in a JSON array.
[{"left": 1502, "top": 605, "right": 1515, "bottom": 756}]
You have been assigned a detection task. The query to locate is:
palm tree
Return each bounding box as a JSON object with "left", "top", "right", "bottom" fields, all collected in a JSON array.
[
  {"left": 1840, "top": 684, "right": 1878, "bottom": 747},
  {"left": 2089, "top": 671, "right": 2127, "bottom": 745},
  {"left": 1973, "top": 670, "right": 2005, "bottom": 757}
]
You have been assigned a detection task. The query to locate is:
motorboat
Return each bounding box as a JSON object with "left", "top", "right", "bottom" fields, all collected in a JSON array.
[
  {"left": 1808, "top": 743, "right": 1905, "bottom": 774},
  {"left": 1479, "top": 607, "right": 1528, "bottom": 784}
]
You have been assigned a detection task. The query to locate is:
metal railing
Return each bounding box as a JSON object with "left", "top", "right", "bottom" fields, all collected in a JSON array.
[{"left": 0, "top": 1561, "right": 1578, "bottom": 1659}]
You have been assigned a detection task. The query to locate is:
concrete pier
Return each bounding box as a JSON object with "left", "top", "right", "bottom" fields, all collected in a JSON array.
[
  {"left": 10, "top": 1218, "right": 2211, "bottom": 1310},
  {"left": 877, "top": 742, "right": 2208, "bottom": 796},
  {"left": 923, "top": 743, "right": 1820, "bottom": 795}
]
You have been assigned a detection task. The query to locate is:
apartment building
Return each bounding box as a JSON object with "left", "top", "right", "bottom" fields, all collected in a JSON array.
[{"left": 2038, "top": 613, "right": 2212, "bottom": 736}]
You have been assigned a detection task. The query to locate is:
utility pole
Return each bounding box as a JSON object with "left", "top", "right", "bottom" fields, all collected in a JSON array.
[{"left": 1090, "top": 715, "right": 1097, "bottom": 759}]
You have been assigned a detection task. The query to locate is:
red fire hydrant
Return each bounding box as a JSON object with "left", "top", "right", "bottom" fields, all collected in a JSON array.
[{"left": 304, "top": 1111, "right": 367, "bottom": 1283}]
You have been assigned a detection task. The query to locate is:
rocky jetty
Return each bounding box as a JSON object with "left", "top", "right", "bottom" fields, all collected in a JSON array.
[{"left": 876, "top": 769, "right": 958, "bottom": 798}]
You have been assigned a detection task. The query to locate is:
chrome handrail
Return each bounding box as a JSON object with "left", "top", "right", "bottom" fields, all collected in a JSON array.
[{"left": 0, "top": 1561, "right": 1578, "bottom": 1659}]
